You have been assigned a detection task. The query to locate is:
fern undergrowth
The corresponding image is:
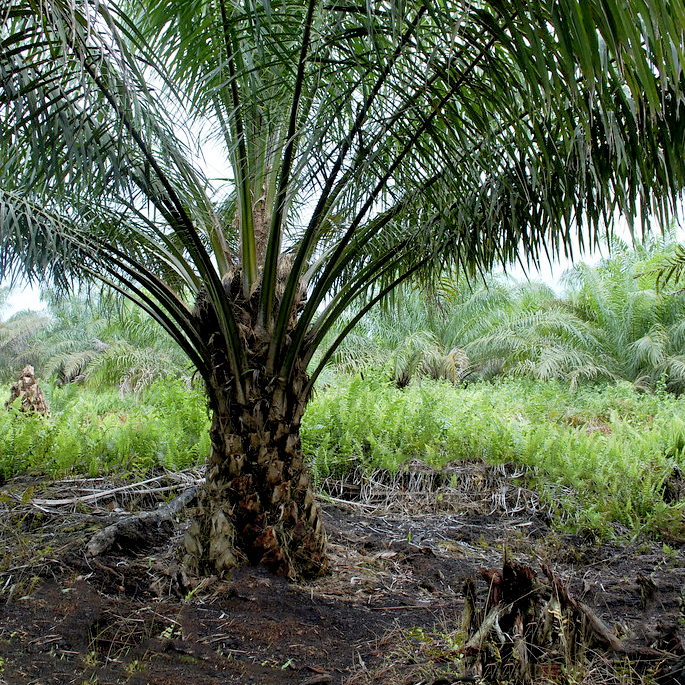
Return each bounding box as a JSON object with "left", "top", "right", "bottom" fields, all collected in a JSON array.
[
  {"left": 1, "top": 373, "right": 684, "bottom": 540},
  {"left": 303, "top": 374, "right": 685, "bottom": 540},
  {"left": 0, "top": 378, "right": 210, "bottom": 480}
]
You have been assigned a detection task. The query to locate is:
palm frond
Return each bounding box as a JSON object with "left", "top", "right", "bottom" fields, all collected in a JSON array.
[{"left": 3, "top": 0, "right": 685, "bottom": 390}]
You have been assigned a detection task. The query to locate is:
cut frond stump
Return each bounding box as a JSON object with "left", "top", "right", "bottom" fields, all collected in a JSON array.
[
  {"left": 6, "top": 365, "right": 49, "bottom": 416},
  {"left": 461, "top": 556, "right": 671, "bottom": 683}
]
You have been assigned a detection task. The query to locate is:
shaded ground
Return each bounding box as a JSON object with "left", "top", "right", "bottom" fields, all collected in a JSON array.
[{"left": 0, "top": 462, "right": 684, "bottom": 684}]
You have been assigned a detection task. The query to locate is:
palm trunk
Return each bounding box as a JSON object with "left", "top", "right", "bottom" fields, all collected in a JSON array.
[{"left": 183, "top": 275, "right": 327, "bottom": 581}]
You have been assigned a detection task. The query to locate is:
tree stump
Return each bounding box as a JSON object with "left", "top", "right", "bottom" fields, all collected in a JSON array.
[
  {"left": 460, "top": 556, "right": 672, "bottom": 683},
  {"left": 6, "top": 365, "right": 50, "bottom": 416}
]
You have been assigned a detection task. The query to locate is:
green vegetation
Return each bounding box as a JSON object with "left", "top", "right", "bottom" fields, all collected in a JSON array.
[
  {"left": 0, "top": 292, "right": 189, "bottom": 391},
  {"left": 303, "top": 374, "right": 685, "bottom": 538},
  {"left": 0, "top": 379, "right": 209, "bottom": 481},
  {"left": 2, "top": 367, "right": 684, "bottom": 540},
  {"left": 3, "top": 239, "right": 685, "bottom": 540},
  {"left": 326, "top": 235, "right": 685, "bottom": 392}
]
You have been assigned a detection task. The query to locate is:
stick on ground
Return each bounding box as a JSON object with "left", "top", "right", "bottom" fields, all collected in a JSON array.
[{"left": 86, "top": 486, "right": 198, "bottom": 557}]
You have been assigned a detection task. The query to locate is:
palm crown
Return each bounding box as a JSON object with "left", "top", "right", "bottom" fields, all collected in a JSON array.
[{"left": 2, "top": 1, "right": 683, "bottom": 393}]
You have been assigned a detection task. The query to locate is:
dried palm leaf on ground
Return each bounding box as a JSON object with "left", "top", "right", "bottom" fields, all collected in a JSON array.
[{"left": 321, "top": 460, "right": 542, "bottom": 517}]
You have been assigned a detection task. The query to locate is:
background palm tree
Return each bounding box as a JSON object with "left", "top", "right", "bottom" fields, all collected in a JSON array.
[
  {"left": 2, "top": 0, "right": 685, "bottom": 579},
  {"left": 457, "top": 278, "right": 612, "bottom": 386},
  {"left": 565, "top": 237, "right": 685, "bottom": 392},
  {"left": 323, "top": 287, "right": 471, "bottom": 386},
  {"left": 0, "top": 291, "right": 190, "bottom": 390},
  {"left": 326, "top": 276, "right": 611, "bottom": 387},
  {"left": 0, "top": 291, "right": 51, "bottom": 381},
  {"left": 344, "top": 237, "right": 685, "bottom": 392}
]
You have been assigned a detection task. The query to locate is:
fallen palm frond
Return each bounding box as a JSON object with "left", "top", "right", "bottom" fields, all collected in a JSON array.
[
  {"left": 28, "top": 470, "right": 203, "bottom": 510},
  {"left": 320, "top": 459, "right": 543, "bottom": 518},
  {"left": 85, "top": 486, "right": 199, "bottom": 558}
]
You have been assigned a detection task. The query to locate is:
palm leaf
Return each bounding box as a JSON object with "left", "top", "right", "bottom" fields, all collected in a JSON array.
[{"left": 2, "top": 0, "right": 685, "bottom": 391}]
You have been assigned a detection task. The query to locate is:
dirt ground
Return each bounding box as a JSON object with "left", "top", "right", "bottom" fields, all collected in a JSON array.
[{"left": 0, "top": 462, "right": 684, "bottom": 685}]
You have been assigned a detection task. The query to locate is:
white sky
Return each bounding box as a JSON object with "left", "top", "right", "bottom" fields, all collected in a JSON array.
[{"left": 3, "top": 284, "right": 46, "bottom": 319}]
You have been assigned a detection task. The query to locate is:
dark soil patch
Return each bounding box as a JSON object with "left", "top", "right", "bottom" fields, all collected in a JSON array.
[{"left": 0, "top": 466, "right": 684, "bottom": 684}]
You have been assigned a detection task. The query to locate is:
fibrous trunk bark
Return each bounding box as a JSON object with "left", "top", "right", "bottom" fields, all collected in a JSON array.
[{"left": 183, "top": 271, "right": 327, "bottom": 581}]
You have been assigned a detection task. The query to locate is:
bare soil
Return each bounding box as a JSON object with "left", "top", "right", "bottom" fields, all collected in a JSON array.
[{"left": 0, "top": 462, "right": 684, "bottom": 684}]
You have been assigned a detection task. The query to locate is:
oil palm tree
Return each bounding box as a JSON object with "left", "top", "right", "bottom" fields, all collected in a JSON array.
[
  {"left": 449, "top": 278, "right": 611, "bottom": 385},
  {"left": 2, "top": 1, "right": 685, "bottom": 579},
  {"left": 566, "top": 237, "right": 685, "bottom": 392},
  {"left": 330, "top": 276, "right": 611, "bottom": 387},
  {"left": 10, "top": 292, "right": 191, "bottom": 391},
  {"left": 324, "top": 286, "right": 471, "bottom": 386},
  {"left": 0, "top": 305, "right": 50, "bottom": 382}
]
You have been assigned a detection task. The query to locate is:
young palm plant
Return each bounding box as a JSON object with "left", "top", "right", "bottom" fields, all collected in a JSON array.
[
  {"left": 26, "top": 293, "right": 190, "bottom": 391},
  {"left": 324, "top": 287, "right": 471, "bottom": 386},
  {"left": 2, "top": 1, "right": 685, "bottom": 579},
  {"left": 458, "top": 278, "right": 613, "bottom": 386}
]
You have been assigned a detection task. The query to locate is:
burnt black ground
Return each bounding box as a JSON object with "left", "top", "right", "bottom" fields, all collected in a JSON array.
[{"left": 0, "top": 470, "right": 684, "bottom": 684}]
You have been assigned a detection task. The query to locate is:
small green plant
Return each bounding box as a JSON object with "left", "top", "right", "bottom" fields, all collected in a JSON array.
[
  {"left": 81, "top": 650, "right": 99, "bottom": 668},
  {"left": 124, "top": 659, "right": 146, "bottom": 675},
  {"left": 407, "top": 626, "right": 431, "bottom": 643},
  {"left": 159, "top": 625, "right": 181, "bottom": 640},
  {"left": 662, "top": 543, "right": 679, "bottom": 563}
]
